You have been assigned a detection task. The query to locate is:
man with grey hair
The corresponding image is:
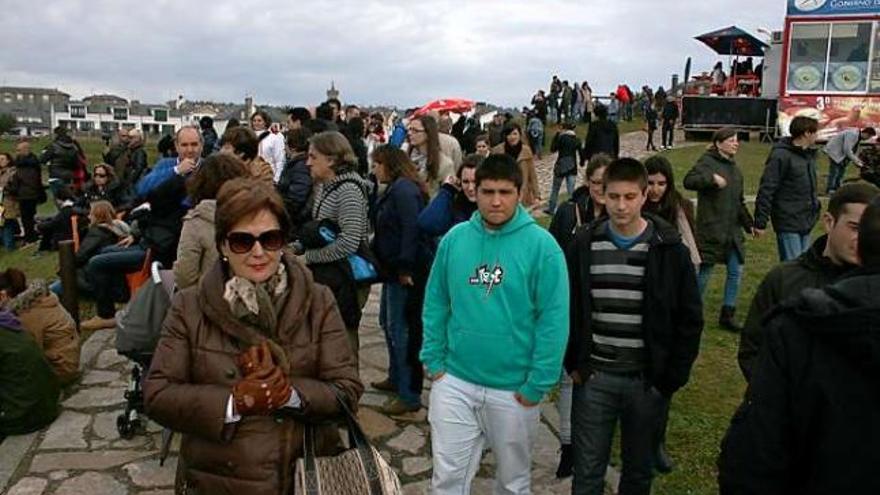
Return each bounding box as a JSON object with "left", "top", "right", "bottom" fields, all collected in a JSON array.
[{"left": 124, "top": 128, "right": 149, "bottom": 190}]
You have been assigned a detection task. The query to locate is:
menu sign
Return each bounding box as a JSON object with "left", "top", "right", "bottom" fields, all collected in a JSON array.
[{"left": 789, "top": 0, "right": 880, "bottom": 16}]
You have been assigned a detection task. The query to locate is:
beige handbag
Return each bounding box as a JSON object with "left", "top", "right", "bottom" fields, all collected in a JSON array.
[{"left": 294, "top": 392, "right": 402, "bottom": 495}]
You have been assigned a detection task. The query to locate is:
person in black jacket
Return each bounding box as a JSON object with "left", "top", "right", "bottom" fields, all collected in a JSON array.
[
  {"left": 738, "top": 182, "right": 878, "bottom": 381},
  {"left": 753, "top": 116, "right": 821, "bottom": 261},
  {"left": 12, "top": 141, "right": 46, "bottom": 243},
  {"left": 545, "top": 122, "right": 582, "bottom": 215},
  {"left": 718, "top": 196, "right": 880, "bottom": 495},
  {"left": 278, "top": 126, "right": 314, "bottom": 234},
  {"left": 123, "top": 129, "right": 149, "bottom": 191},
  {"left": 582, "top": 105, "right": 620, "bottom": 163},
  {"left": 35, "top": 185, "right": 86, "bottom": 252},
  {"left": 40, "top": 127, "right": 79, "bottom": 201},
  {"left": 370, "top": 145, "right": 431, "bottom": 415},
  {"left": 566, "top": 158, "right": 703, "bottom": 495},
  {"left": 660, "top": 96, "right": 679, "bottom": 150},
  {"left": 79, "top": 164, "right": 128, "bottom": 210},
  {"left": 199, "top": 116, "right": 218, "bottom": 158}
]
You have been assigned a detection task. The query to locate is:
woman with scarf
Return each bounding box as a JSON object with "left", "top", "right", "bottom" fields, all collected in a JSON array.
[
  {"left": 492, "top": 122, "right": 541, "bottom": 208},
  {"left": 145, "top": 178, "right": 362, "bottom": 493}
]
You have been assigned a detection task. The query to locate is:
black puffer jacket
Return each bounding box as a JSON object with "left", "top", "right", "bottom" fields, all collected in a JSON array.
[
  {"left": 738, "top": 235, "right": 854, "bottom": 380},
  {"left": 582, "top": 119, "right": 619, "bottom": 162},
  {"left": 719, "top": 270, "right": 880, "bottom": 495},
  {"left": 12, "top": 153, "right": 44, "bottom": 202},
  {"left": 754, "top": 139, "right": 820, "bottom": 234},
  {"left": 548, "top": 186, "right": 603, "bottom": 250},
  {"left": 41, "top": 138, "right": 78, "bottom": 181}
]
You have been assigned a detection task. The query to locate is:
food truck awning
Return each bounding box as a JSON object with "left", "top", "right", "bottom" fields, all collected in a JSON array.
[{"left": 695, "top": 26, "right": 768, "bottom": 57}]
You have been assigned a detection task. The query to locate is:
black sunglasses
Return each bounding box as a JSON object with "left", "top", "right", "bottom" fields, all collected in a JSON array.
[
  {"left": 94, "top": 173, "right": 108, "bottom": 177},
  {"left": 226, "top": 229, "right": 285, "bottom": 254}
]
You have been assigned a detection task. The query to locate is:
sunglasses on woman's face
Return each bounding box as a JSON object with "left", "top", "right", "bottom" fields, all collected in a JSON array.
[
  {"left": 226, "top": 229, "right": 285, "bottom": 254},
  {"left": 94, "top": 173, "right": 108, "bottom": 178}
]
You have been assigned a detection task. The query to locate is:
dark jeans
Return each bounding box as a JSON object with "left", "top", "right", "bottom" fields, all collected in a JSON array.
[
  {"left": 572, "top": 371, "right": 668, "bottom": 495},
  {"left": 827, "top": 158, "right": 847, "bottom": 193},
  {"left": 2, "top": 219, "right": 19, "bottom": 250},
  {"left": 19, "top": 200, "right": 38, "bottom": 242},
  {"left": 661, "top": 120, "right": 675, "bottom": 147},
  {"left": 85, "top": 245, "right": 147, "bottom": 318}
]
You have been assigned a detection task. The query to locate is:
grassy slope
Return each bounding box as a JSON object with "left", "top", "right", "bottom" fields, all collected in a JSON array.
[{"left": 0, "top": 134, "right": 862, "bottom": 494}]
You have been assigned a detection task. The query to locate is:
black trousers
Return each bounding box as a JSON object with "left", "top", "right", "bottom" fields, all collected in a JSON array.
[
  {"left": 19, "top": 200, "right": 38, "bottom": 242},
  {"left": 661, "top": 120, "right": 675, "bottom": 147}
]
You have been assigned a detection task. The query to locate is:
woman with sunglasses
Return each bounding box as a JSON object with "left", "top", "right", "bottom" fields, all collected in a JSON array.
[
  {"left": 145, "top": 177, "right": 362, "bottom": 494},
  {"left": 174, "top": 153, "right": 250, "bottom": 289},
  {"left": 80, "top": 164, "right": 127, "bottom": 209},
  {"left": 369, "top": 145, "right": 432, "bottom": 415}
]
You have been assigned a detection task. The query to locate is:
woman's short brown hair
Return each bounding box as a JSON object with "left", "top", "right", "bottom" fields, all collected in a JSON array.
[
  {"left": 89, "top": 200, "right": 116, "bottom": 226},
  {"left": 220, "top": 126, "right": 259, "bottom": 161},
  {"left": 214, "top": 178, "right": 291, "bottom": 253},
  {"left": 187, "top": 153, "right": 250, "bottom": 204},
  {"left": 309, "top": 131, "right": 357, "bottom": 174}
]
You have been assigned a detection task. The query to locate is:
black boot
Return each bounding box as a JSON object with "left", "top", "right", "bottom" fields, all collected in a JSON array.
[
  {"left": 719, "top": 305, "right": 742, "bottom": 332},
  {"left": 654, "top": 441, "right": 674, "bottom": 474},
  {"left": 556, "top": 443, "right": 573, "bottom": 479}
]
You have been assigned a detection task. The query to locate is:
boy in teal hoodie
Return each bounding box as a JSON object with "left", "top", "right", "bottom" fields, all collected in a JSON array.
[{"left": 421, "top": 154, "right": 569, "bottom": 494}]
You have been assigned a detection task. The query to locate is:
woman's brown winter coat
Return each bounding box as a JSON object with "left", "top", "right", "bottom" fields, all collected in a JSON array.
[
  {"left": 249, "top": 156, "right": 275, "bottom": 185},
  {"left": 492, "top": 142, "right": 541, "bottom": 207},
  {"left": 6, "top": 281, "right": 80, "bottom": 384},
  {"left": 144, "top": 254, "right": 363, "bottom": 495}
]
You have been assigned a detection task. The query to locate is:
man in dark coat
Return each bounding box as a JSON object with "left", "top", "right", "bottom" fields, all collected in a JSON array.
[
  {"left": 754, "top": 116, "right": 821, "bottom": 261},
  {"left": 40, "top": 126, "right": 79, "bottom": 197},
  {"left": 12, "top": 140, "right": 45, "bottom": 243},
  {"left": 582, "top": 105, "right": 620, "bottom": 163},
  {"left": 718, "top": 196, "right": 880, "bottom": 495},
  {"left": 739, "top": 183, "right": 878, "bottom": 380},
  {"left": 123, "top": 129, "right": 149, "bottom": 191}
]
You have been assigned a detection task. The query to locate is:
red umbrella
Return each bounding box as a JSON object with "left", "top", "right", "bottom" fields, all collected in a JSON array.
[{"left": 413, "top": 98, "right": 475, "bottom": 117}]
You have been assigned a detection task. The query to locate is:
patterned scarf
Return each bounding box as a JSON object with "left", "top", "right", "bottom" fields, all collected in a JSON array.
[{"left": 223, "top": 262, "right": 289, "bottom": 337}]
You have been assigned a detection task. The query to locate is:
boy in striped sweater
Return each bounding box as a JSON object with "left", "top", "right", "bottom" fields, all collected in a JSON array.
[{"left": 565, "top": 158, "right": 703, "bottom": 495}]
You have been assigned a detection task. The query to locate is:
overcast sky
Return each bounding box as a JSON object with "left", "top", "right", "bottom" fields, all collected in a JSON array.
[{"left": 1, "top": 0, "right": 784, "bottom": 108}]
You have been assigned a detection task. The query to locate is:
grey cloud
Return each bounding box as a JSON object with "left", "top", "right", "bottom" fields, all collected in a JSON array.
[{"left": 0, "top": 0, "right": 781, "bottom": 107}]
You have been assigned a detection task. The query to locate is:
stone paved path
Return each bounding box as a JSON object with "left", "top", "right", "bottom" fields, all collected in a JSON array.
[{"left": 0, "top": 287, "right": 580, "bottom": 495}]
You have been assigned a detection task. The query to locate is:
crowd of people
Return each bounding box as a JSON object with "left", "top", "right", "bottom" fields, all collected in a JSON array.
[{"left": 1, "top": 86, "right": 879, "bottom": 495}]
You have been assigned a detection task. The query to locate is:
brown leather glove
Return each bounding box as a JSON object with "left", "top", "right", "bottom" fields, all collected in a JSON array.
[
  {"left": 232, "top": 365, "right": 293, "bottom": 416},
  {"left": 237, "top": 341, "right": 275, "bottom": 377}
]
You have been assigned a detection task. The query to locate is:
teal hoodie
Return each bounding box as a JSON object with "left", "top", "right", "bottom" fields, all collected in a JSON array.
[{"left": 420, "top": 205, "right": 569, "bottom": 404}]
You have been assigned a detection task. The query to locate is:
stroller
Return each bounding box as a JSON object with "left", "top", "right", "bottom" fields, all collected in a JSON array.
[{"left": 114, "top": 261, "right": 175, "bottom": 439}]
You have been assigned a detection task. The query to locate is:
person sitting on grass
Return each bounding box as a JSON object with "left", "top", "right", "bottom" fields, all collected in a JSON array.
[
  {"left": 0, "top": 306, "right": 60, "bottom": 438},
  {"left": 0, "top": 268, "right": 79, "bottom": 385}
]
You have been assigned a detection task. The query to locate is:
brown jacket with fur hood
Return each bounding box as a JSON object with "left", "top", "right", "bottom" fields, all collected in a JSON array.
[
  {"left": 6, "top": 281, "right": 79, "bottom": 384},
  {"left": 144, "top": 253, "right": 362, "bottom": 495}
]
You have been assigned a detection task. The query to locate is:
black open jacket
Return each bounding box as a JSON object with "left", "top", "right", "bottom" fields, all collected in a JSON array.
[{"left": 564, "top": 214, "right": 704, "bottom": 396}]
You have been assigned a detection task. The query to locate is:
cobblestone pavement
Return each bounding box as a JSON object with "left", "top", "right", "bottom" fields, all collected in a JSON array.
[
  {"left": 1, "top": 288, "right": 584, "bottom": 494},
  {"left": 0, "top": 131, "right": 681, "bottom": 495}
]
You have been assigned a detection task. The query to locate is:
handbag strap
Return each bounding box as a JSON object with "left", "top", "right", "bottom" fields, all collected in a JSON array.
[{"left": 301, "top": 388, "right": 384, "bottom": 495}]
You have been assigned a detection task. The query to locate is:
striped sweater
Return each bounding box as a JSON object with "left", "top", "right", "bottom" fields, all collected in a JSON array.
[
  {"left": 588, "top": 222, "right": 653, "bottom": 373},
  {"left": 304, "top": 172, "right": 371, "bottom": 265}
]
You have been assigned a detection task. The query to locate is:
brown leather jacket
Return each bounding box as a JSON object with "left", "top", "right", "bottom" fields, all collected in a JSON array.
[{"left": 144, "top": 254, "right": 363, "bottom": 495}]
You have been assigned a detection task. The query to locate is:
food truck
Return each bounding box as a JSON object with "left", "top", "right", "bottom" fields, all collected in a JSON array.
[{"left": 778, "top": 0, "right": 880, "bottom": 140}]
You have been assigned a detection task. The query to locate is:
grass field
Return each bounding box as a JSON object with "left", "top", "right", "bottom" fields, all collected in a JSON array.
[{"left": 0, "top": 133, "right": 865, "bottom": 494}]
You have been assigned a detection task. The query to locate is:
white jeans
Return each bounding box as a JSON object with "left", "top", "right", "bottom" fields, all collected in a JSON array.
[
  {"left": 557, "top": 371, "right": 574, "bottom": 445},
  {"left": 428, "top": 373, "right": 541, "bottom": 495}
]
